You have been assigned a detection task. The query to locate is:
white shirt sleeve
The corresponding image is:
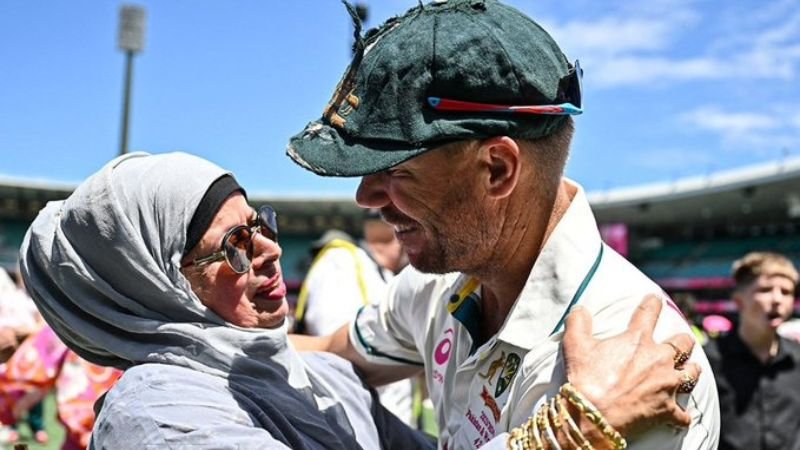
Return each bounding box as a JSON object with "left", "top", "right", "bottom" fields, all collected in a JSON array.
[{"left": 349, "top": 266, "right": 442, "bottom": 367}]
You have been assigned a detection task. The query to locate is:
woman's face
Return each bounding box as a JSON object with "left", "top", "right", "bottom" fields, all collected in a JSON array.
[{"left": 182, "top": 193, "right": 288, "bottom": 329}]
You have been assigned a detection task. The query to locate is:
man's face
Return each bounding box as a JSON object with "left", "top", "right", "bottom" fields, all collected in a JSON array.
[
  {"left": 364, "top": 219, "right": 407, "bottom": 274},
  {"left": 736, "top": 273, "right": 796, "bottom": 334},
  {"left": 355, "top": 143, "right": 493, "bottom": 274}
]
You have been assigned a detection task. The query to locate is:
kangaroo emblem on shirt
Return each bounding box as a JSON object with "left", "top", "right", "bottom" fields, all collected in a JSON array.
[{"left": 479, "top": 351, "right": 506, "bottom": 382}]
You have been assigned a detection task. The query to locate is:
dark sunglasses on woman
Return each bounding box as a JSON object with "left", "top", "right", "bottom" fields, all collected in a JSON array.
[{"left": 183, "top": 205, "right": 278, "bottom": 274}]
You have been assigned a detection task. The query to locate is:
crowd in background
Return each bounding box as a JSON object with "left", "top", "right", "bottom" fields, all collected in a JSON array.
[{"left": 0, "top": 267, "right": 121, "bottom": 449}]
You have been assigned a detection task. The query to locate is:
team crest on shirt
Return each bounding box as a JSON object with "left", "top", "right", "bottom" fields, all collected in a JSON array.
[
  {"left": 494, "top": 353, "right": 521, "bottom": 397},
  {"left": 472, "top": 351, "right": 521, "bottom": 428},
  {"left": 479, "top": 351, "right": 506, "bottom": 381}
]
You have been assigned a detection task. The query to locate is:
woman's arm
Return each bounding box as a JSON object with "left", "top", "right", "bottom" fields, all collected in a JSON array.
[{"left": 562, "top": 295, "right": 699, "bottom": 438}]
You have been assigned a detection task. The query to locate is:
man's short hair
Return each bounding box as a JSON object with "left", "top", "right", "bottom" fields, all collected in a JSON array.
[
  {"left": 731, "top": 251, "right": 799, "bottom": 290},
  {"left": 520, "top": 117, "right": 574, "bottom": 195}
]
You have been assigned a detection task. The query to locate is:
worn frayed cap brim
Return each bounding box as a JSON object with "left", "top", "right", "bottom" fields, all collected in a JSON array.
[{"left": 286, "top": 120, "right": 434, "bottom": 177}]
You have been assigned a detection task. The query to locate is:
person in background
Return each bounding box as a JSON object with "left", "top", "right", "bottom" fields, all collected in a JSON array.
[
  {"left": 672, "top": 292, "right": 707, "bottom": 345},
  {"left": 0, "top": 325, "right": 122, "bottom": 449},
  {"left": 362, "top": 208, "right": 408, "bottom": 277},
  {"left": 0, "top": 268, "right": 47, "bottom": 445},
  {"left": 294, "top": 211, "right": 414, "bottom": 426},
  {"left": 295, "top": 211, "right": 407, "bottom": 336},
  {"left": 0, "top": 268, "right": 41, "bottom": 362},
  {"left": 287, "top": 0, "right": 719, "bottom": 448},
  {"left": 705, "top": 251, "right": 800, "bottom": 450}
]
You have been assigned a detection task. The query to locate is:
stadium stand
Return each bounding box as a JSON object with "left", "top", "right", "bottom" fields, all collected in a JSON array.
[
  {"left": 591, "top": 156, "right": 800, "bottom": 318},
  {"left": 3, "top": 156, "right": 800, "bottom": 322}
]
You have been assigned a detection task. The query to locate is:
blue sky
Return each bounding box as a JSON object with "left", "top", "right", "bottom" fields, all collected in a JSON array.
[{"left": 2, "top": 0, "right": 799, "bottom": 197}]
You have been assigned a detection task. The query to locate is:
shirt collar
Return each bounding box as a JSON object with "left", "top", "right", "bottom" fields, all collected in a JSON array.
[
  {"left": 723, "top": 331, "right": 798, "bottom": 366},
  {"left": 497, "top": 179, "right": 603, "bottom": 350}
]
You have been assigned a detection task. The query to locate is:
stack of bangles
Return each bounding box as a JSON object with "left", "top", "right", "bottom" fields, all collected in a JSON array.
[{"left": 507, "top": 383, "right": 627, "bottom": 450}]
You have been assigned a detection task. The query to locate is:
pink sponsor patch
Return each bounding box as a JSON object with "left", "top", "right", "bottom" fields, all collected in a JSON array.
[{"left": 434, "top": 328, "right": 454, "bottom": 365}]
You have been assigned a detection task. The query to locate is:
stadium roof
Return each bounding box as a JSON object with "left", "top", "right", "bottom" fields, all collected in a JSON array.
[
  {"left": 588, "top": 156, "right": 800, "bottom": 228},
  {"left": 0, "top": 174, "right": 361, "bottom": 235},
  {"left": 4, "top": 155, "right": 800, "bottom": 229}
]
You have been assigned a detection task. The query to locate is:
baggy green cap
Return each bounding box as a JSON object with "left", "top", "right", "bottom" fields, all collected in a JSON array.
[{"left": 287, "top": 0, "right": 581, "bottom": 177}]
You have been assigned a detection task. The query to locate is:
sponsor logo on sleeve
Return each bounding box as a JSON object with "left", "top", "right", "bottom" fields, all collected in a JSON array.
[{"left": 432, "top": 327, "right": 454, "bottom": 385}]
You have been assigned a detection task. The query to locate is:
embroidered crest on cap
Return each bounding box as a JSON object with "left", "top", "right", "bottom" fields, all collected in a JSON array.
[{"left": 322, "top": 2, "right": 365, "bottom": 129}]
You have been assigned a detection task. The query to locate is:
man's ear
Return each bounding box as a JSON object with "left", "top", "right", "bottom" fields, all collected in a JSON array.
[{"left": 479, "top": 136, "right": 521, "bottom": 199}]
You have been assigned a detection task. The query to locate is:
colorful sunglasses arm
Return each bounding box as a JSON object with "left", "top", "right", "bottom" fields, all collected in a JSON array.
[{"left": 427, "top": 97, "right": 582, "bottom": 116}]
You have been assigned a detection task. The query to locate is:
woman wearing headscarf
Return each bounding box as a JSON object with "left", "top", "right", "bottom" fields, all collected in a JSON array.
[
  {"left": 20, "top": 151, "right": 705, "bottom": 449},
  {"left": 20, "top": 152, "right": 419, "bottom": 449}
]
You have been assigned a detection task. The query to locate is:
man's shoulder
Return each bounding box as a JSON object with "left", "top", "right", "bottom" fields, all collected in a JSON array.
[
  {"left": 580, "top": 247, "right": 666, "bottom": 320},
  {"left": 597, "top": 246, "right": 660, "bottom": 287}
]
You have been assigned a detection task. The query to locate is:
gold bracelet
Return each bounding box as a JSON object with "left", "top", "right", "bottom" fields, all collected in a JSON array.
[
  {"left": 508, "top": 414, "right": 542, "bottom": 450},
  {"left": 530, "top": 408, "right": 544, "bottom": 450},
  {"left": 553, "top": 395, "right": 582, "bottom": 449},
  {"left": 557, "top": 395, "right": 594, "bottom": 450},
  {"left": 507, "top": 426, "right": 526, "bottom": 450},
  {"left": 560, "top": 383, "right": 627, "bottom": 450},
  {"left": 538, "top": 402, "right": 562, "bottom": 450},
  {"left": 548, "top": 397, "right": 562, "bottom": 431}
]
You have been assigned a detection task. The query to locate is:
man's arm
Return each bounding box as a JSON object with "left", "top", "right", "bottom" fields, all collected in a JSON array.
[{"left": 290, "top": 324, "right": 422, "bottom": 386}]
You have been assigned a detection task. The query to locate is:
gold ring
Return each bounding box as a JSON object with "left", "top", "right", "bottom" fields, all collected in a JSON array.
[
  {"left": 667, "top": 342, "right": 691, "bottom": 368},
  {"left": 678, "top": 372, "right": 697, "bottom": 394}
]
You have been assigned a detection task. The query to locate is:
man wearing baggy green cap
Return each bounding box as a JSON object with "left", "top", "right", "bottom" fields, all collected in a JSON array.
[{"left": 288, "top": 1, "right": 720, "bottom": 448}]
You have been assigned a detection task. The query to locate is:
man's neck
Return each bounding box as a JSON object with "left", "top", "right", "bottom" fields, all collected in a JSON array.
[
  {"left": 738, "top": 324, "right": 779, "bottom": 363},
  {"left": 475, "top": 181, "right": 574, "bottom": 341}
]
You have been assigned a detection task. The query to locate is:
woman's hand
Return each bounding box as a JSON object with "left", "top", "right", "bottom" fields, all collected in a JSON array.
[{"left": 562, "top": 295, "right": 699, "bottom": 437}]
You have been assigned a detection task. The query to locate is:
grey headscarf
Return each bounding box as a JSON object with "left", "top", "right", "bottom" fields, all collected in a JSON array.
[{"left": 20, "top": 152, "right": 362, "bottom": 449}]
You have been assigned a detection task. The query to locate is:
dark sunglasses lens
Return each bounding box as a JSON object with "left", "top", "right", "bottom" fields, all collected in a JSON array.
[
  {"left": 258, "top": 206, "right": 278, "bottom": 241},
  {"left": 557, "top": 61, "right": 582, "bottom": 109},
  {"left": 569, "top": 61, "right": 582, "bottom": 108},
  {"left": 224, "top": 226, "right": 253, "bottom": 273}
]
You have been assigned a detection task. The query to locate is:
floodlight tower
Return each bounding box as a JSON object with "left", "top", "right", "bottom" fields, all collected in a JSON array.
[{"left": 117, "top": 5, "right": 146, "bottom": 156}]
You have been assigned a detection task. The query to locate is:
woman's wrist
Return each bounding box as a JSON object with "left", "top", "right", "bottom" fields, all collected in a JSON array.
[{"left": 506, "top": 383, "right": 627, "bottom": 450}]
